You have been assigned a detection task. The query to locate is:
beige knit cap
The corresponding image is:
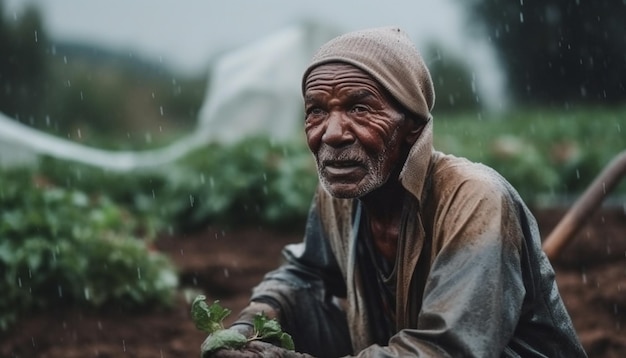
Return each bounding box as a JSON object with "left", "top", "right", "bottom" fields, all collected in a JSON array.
[{"left": 302, "top": 26, "right": 435, "bottom": 122}]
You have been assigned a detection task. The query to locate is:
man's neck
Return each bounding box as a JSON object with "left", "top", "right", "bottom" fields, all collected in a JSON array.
[
  {"left": 360, "top": 176, "right": 405, "bottom": 221},
  {"left": 360, "top": 177, "right": 406, "bottom": 263}
]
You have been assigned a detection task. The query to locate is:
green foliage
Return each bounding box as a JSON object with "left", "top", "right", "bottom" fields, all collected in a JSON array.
[
  {"left": 161, "top": 137, "right": 317, "bottom": 231},
  {"left": 37, "top": 137, "right": 318, "bottom": 233},
  {"left": 192, "top": 295, "right": 294, "bottom": 354},
  {"left": 0, "top": 169, "right": 178, "bottom": 331},
  {"left": 434, "top": 106, "right": 626, "bottom": 204},
  {"left": 38, "top": 157, "right": 169, "bottom": 236}
]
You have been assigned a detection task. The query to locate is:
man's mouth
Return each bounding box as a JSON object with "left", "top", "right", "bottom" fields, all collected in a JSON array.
[{"left": 323, "top": 160, "right": 364, "bottom": 175}]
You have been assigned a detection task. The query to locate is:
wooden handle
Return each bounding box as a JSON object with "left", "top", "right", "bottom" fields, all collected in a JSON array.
[{"left": 542, "top": 150, "right": 626, "bottom": 261}]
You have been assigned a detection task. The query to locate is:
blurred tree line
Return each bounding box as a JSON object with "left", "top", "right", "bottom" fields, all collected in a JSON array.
[
  {"left": 462, "top": 0, "right": 626, "bottom": 107},
  {"left": 0, "top": 1, "right": 204, "bottom": 148},
  {"left": 0, "top": 3, "right": 48, "bottom": 122}
]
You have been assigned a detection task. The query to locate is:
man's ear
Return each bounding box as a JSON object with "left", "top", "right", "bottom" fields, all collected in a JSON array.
[{"left": 404, "top": 116, "right": 426, "bottom": 145}]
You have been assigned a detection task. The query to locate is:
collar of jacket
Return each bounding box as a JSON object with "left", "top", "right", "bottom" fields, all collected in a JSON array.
[{"left": 399, "top": 119, "right": 434, "bottom": 204}]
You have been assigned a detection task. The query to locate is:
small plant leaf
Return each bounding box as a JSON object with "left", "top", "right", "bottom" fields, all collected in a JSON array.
[
  {"left": 207, "top": 300, "right": 232, "bottom": 326},
  {"left": 201, "top": 329, "right": 247, "bottom": 354},
  {"left": 279, "top": 332, "right": 295, "bottom": 351},
  {"left": 252, "top": 312, "right": 294, "bottom": 350},
  {"left": 191, "top": 295, "right": 229, "bottom": 334}
]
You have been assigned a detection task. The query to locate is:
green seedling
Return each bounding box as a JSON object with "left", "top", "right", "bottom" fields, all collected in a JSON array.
[{"left": 191, "top": 295, "right": 294, "bottom": 354}]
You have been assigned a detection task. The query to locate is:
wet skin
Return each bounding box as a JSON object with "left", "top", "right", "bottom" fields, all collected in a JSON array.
[{"left": 303, "top": 63, "right": 424, "bottom": 261}]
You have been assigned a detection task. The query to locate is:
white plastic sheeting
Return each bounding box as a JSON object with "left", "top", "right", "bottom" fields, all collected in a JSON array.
[{"left": 0, "top": 22, "right": 337, "bottom": 172}]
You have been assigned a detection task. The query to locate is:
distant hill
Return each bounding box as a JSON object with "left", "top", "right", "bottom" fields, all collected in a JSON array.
[{"left": 49, "top": 40, "right": 187, "bottom": 80}]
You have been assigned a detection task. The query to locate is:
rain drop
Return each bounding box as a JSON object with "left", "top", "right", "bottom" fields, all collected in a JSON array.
[
  {"left": 34, "top": 30, "right": 38, "bottom": 43},
  {"left": 137, "top": 267, "right": 142, "bottom": 280},
  {"left": 160, "top": 106, "right": 164, "bottom": 116},
  {"left": 189, "top": 195, "right": 194, "bottom": 207}
]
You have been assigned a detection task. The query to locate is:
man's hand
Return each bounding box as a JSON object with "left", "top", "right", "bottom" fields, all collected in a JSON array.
[{"left": 202, "top": 339, "right": 314, "bottom": 358}]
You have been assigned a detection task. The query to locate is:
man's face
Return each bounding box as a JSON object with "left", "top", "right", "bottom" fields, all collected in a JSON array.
[{"left": 303, "top": 63, "right": 413, "bottom": 198}]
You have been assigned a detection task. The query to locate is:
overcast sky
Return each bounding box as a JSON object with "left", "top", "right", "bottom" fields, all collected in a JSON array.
[
  {"left": 4, "top": 0, "right": 506, "bottom": 107},
  {"left": 5, "top": 1, "right": 473, "bottom": 71}
]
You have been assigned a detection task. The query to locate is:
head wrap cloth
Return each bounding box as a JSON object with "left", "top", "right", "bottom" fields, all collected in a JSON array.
[{"left": 302, "top": 26, "right": 436, "bottom": 122}]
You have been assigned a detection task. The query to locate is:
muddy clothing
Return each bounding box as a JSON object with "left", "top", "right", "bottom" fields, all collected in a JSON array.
[{"left": 248, "top": 121, "right": 586, "bottom": 357}]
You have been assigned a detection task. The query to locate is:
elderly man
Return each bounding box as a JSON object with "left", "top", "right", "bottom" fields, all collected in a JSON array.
[{"left": 202, "top": 27, "right": 587, "bottom": 357}]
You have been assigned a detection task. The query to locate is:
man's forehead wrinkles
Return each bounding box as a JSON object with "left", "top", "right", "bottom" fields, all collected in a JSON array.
[
  {"left": 304, "top": 86, "right": 376, "bottom": 103},
  {"left": 345, "top": 89, "right": 375, "bottom": 100}
]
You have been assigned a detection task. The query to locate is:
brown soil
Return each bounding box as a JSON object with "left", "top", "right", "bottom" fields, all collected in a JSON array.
[{"left": 1, "top": 207, "right": 625, "bottom": 358}]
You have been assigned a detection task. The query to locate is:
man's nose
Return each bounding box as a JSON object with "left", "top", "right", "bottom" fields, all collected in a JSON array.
[{"left": 321, "top": 112, "right": 354, "bottom": 147}]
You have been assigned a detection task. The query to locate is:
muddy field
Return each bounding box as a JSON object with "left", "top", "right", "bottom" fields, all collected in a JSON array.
[{"left": 1, "top": 207, "right": 625, "bottom": 358}]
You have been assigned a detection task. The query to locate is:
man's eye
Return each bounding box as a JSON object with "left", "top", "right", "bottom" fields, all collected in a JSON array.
[
  {"left": 307, "top": 108, "right": 325, "bottom": 116},
  {"left": 351, "top": 105, "right": 368, "bottom": 114}
]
